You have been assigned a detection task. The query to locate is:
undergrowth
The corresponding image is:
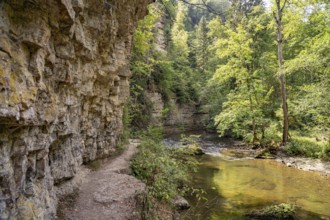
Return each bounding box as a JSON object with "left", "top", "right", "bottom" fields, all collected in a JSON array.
[
  {"left": 285, "top": 136, "right": 330, "bottom": 161},
  {"left": 131, "top": 126, "right": 201, "bottom": 218}
]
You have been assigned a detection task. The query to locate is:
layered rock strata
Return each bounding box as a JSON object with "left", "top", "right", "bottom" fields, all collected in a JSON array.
[{"left": 0, "top": 0, "right": 152, "bottom": 219}]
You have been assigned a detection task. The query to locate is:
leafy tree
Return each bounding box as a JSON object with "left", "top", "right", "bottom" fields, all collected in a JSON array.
[
  {"left": 273, "top": 0, "right": 290, "bottom": 146},
  {"left": 195, "top": 17, "right": 209, "bottom": 73},
  {"left": 171, "top": 2, "right": 190, "bottom": 64},
  {"left": 130, "top": 4, "right": 162, "bottom": 128},
  {"left": 284, "top": 0, "right": 330, "bottom": 139},
  {"left": 208, "top": 6, "right": 278, "bottom": 144},
  {"left": 129, "top": 0, "right": 330, "bottom": 158}
]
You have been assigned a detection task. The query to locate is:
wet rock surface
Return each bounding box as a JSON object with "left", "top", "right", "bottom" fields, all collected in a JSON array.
[
  {"left": 277, "top": 156, "right": 330, "bottom": 175},
  {"left": 0, "top": 1, "right": 152, "bottom": 219}
]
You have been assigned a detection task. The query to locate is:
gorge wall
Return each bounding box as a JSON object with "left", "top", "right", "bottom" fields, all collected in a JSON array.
[
  {"left": 146, "top": 91, "right": 209, "bottom": 131},
  {"left": 0, "top": 0, "right": 153, "bottom": 219},
  {"left": 145, "top": 14, "right": 209, "bottom": 132}
]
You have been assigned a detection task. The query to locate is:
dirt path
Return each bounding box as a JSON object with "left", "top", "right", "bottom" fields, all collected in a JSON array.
[{"left": 62, "top": 139, "right": 145, "bottom": 220}]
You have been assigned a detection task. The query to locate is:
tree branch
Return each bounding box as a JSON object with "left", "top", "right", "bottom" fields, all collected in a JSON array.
[
  {"left": 281, "top": 0, "right": 289, "bottom": 12},
  {"left": 177, "top": 0, "right": 227, "bottom": 17},
  {"left": 272, "top": 11, "right": 279, "bottom": 24}
]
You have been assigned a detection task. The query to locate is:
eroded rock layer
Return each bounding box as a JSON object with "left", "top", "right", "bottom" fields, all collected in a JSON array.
[{"left": 0, "top": 0, "right": 152, "bottom": 219}]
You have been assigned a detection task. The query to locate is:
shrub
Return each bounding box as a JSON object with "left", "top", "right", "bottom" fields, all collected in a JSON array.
[
  {"left": 321, "top": 141, "right": 330, "bottom": 161},
  {"left": 261, "top": 122, "right": 282, "bottom": 146},
  {"left": 131, "top": 126, "right": 199, "bottom": 202},
  {"left": 285, "top": 136, "right": 325, "bottom": 158}
]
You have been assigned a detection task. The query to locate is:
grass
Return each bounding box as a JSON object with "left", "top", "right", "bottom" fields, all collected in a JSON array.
[{"left": 285, "top": 135, "right": 330, "bottom": 160}]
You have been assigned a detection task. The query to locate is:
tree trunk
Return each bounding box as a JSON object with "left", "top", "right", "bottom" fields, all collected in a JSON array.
[
  {"left": 249, "top": 94, "right": 257, "bottom": 144},
  {"left": 275, "top": 0, "right": 289, "bottom": 146}
]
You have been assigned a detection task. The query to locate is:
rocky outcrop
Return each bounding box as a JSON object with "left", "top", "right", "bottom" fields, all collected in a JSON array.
[
  {"left": 146, "top": 90, "right": 208, "bottom": 131},
  {"left": 164, "top": 99, "right": 209, "bottom": 130},
  {"left": 145, "top": 91, "right": 164, "bottom": 125},
  {"left": 0, "top": 0, "right": 153, "bottom": 219},
  {"left": 145, "top": 8, "right": 208, "bottom": 131}
]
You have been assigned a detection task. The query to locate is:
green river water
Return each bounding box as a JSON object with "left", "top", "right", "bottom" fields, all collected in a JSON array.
[{"left": 183, "top": 155, "right": 330, "bottom": 220}]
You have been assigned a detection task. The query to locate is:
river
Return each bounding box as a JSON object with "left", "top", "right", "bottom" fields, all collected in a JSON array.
[{"left": 165, "top": 134, "right": 330, "bottom": 220}]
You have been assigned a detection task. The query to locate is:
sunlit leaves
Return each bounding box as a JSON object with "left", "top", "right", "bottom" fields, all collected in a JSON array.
[
  {"left": 171, "top": 2, "right": 190, "bottom": 63},
  {"left": 207, "top": 6, "right": 278, "bottom": 143}
]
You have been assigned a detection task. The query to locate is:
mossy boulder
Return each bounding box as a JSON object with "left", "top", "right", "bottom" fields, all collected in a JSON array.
[{"left": 246, "top": 203, "right": 295, "bottom": 220}]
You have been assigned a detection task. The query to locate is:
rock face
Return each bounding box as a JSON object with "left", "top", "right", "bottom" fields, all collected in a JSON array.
[
  {"left": 164, "top": 98, "right": 209, "bottom": 130},
  {"left": 145, "top": 91, "right": 164, "bottom": 125},
  {"left": 146, "top": 91, "right": 209, "bottom": 130},
  {"left": 0, "top": 0, "right": 153, "bottom": 219},
  {"left": 145, "top": 10, "right": 209, "bottom": 131}
]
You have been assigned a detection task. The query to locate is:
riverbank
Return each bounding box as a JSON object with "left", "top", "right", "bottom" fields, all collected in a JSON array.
[
  {"left": 219, "top": 146, "right": 330, "bottom": 175},
  {"left": 276, "top": 155, "right": 330, "bottom": 176},
  {"left": 164, "top": 131, "right": 330, "bottom": 176}
]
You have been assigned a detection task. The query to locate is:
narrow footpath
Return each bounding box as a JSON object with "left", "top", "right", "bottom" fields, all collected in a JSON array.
[{"left": 62, "top": 139, "right": 145, "bottom": 220}]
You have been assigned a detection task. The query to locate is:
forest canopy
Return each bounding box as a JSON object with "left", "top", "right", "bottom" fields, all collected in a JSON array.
[{"left": 130, "top": 0, "right": 330, "bottom": 159}]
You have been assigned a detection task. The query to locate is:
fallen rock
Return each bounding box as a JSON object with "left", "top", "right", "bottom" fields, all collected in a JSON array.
[{"left": 173, "top": 196, "right": 190, "bottom": 210}]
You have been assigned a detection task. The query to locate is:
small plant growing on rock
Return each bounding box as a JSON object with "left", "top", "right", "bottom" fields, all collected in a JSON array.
[
  {"left": 246, "top": 203, "right": 295, "bottom": 220},
  {"left": 179, "top": 134, "right": 204, "bottom": 155}
]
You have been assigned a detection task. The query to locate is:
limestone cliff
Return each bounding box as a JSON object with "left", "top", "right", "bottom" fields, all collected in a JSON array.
[
  {"left": 0, "top": 0, "right": 153, "bottom": 219},
  {"left": 147, "top": 90, "right": 209, "bottom": 131},
  {"left": 145, "top": 13, "right": 209, "bottom": 131}
]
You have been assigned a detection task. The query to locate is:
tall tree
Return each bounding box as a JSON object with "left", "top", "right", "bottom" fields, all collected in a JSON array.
[
  {"left": 273, "top": 0, "right": 289, "bottom": 146},
  {"left": 209, "top": 6, "right": 276, "bottom": 144},
  {"left": 195, "top": 16, "right": 209, "bottom": 73},
  {"left": 171, "top": 2, "right": 190, "bottom": 64},
  {"left": 229, "top": 0, "right": 264, "bottom": 26},
  {"left": 284, "top": 0, "right": 330, "bottom": 140}
]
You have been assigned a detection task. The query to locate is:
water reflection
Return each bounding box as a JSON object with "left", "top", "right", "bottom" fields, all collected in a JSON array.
[{"left": 184, "top": 155, "right": 330, "bottom": 220}]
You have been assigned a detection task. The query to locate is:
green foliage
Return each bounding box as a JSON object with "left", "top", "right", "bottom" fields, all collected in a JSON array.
[
  {"left": 321, "top": 142, "right": 330, "bottom": 161},
  {"left": 133, "top": 6, "right": 158, "bottom": 58},
  {"left": 179, "top": 134, "right": 204, "bottom": 155},
  {"left": 186, "top": 0, "right": 230, "bottom": 26},
  {"left": 203, "top": 0, "right": 329, "bottom": 152},
  {"left": 285, "top": 136, "right": 328, "bottom": 159},
  {"left": 208, "top": 7, "right": 278, "bottom": 144},
  {"left": 261, "top": 122, "right": 282, "bottom": 145},
  {"left": 247, "top": 203, "right": 295, "bottom": 219},
  {"left": 130, "top": 2, "right": 205, "bottom": 129},
  {"left": 260, "top": 203, "right": 295, "bottom": 219},
  {"left": 171, "top": 3, "right": 190, "bottom": 64},
  {"left": 131, "top": 126, "right": 199, "bottom": 202},
  {"left": 194, "top": 17, "right": 209, "bottom": 73},
  {"left": 130, "top": 0, "right": 330, "bottom": 159},
  {"left": 117, "top": 104, "right": 132, "bottom": 150}
]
